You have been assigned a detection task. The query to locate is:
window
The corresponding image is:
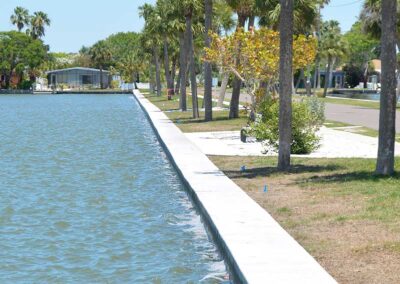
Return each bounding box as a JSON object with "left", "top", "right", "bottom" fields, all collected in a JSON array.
[{"left": 82, "top": 75, "right": 92, "bottom": 85}]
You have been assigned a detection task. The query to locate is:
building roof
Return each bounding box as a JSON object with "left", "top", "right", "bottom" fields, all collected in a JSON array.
[{"left": 46, "top": 67, "right": 110, "bottom": 74}]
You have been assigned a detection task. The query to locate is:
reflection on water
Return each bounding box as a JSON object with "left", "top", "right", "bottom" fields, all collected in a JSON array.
[{"left": 0, "top": 94, "right": 227, "bottom": 283}]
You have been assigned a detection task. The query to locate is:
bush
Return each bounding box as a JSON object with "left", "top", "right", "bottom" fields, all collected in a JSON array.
[
  {"left": 18, "top": 80, "right": 33, "bottom": 90},
  {"left": 249, "top": 96, "right": 325, "bottom": 154},
  {"left": 110, "top": 80, "right": 120, "bottom": 89}
]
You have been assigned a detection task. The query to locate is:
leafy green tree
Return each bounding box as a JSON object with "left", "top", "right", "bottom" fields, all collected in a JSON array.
[
  {"left": 10, "top": 7, "right": 30, "bottom": 32},
  {"left": 0, "top": 31, "right": 48, "bottom": 88},
  {"left": 27, "top": 11, "right": 51, "bottom": 40},
  {"left": 342, "top": 21, "right": 379, "bottom": 87},
  {"left": 89, "top": 40, "right": 112, "bottom": 89}
]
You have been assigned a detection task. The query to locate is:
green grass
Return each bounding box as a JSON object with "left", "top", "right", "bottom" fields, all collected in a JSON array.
[{"left": 142, "top": 91, "right": 248, "bottom": 132}]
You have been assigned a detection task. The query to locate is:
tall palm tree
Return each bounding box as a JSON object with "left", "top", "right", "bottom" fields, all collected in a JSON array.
[
  {"left": 214, "top": 1, "right": 235, "bottom": 107},
  {"left": 278, "top": 0, "right": 294, "bottom": 171},
  {"left": 319, "top": 20, "right": 347, "bottom": 97},
  {"left": 376, "top": 0, "right": 398, "bottom": 175},
  {"left": 360, "top": 0, "right": 400, "bottom": 48},
  {"left": 176, "top": 0, "right": 203, "bottom": 118},
  {"left": 227, "top": 0, "right": 255, "bottom": 115},
  {"left": 28, "top": 11, "right": 51, "bottom": 39},
  {"left": 139, "top": 4, "right": 162, "bottom": 96},
  {"left": 89, "top": 41, "right": 112, "bottom": 89},
  {"left": 226, "top": 0, "right": 256, "bottom": 119},
  {"left": 10, "top": 7, "right": 30, "bottom": 32},
  {"left": 204, "top": 0, "right": 213, "bottom": 121}
]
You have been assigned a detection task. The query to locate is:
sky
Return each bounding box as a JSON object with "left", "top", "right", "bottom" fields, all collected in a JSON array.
[{"left": 0, "top": 0, "right": 362, "bottom": 53}]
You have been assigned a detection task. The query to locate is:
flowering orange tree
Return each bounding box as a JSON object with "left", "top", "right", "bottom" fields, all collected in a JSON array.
[{"left": 204, "top": 28, "right": 317, "bottom": 111}]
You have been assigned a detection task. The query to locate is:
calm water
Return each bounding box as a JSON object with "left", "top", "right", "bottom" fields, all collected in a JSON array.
[{"left": 0, "top": 95, "right": 227, "bottom": 283}]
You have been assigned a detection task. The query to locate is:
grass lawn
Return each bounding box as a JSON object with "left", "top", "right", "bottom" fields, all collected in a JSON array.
[
  {"left": 142, "top": 91, "right": 248, "bottom": 132},
  {"left": 209, "top": 155, "right": 400, "bottom": 284}
]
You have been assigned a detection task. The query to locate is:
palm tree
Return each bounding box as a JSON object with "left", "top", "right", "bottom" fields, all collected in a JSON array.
[
  {"left": 155, "top": 0, "right": 178, "bottom": 99},
  {"left": 204, "top": 0, "right": 213, "bottom": 121},
  {"left": 10, "top": 7, "right": 30, "bottom": 32},
  {"left": 376, "top": 0, "right": 398, "bottom": 175},
  {"left": 278, "top": 0, "right": 294, "bottom": 171},
  {"left": 176, "top": 0, "right": 203, "bottom": 118},
  {"left": 360, "top": 0, "right": 400, "bottom": 48},
  {"left": 226, "top": 0, "right": 256, "bottom": 118},
  {"left": 139, "top": 4, "right": 162, "bottom": 96},
  {"left": 28, "top": 11, "right": 51, "bottom": 39},
  {"left": 214, "top": 1, "right": 235, "bottom": 107},
  {"left": 89, "top": 41, "right": 112, "bottom": 89},
  {"left": 319, "top": 20, "right": 347, "bottom": 97}
]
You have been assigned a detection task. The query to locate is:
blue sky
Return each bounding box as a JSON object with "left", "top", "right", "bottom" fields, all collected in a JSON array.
[{"left": 0, "top": 0, "right": 362, "bottom": 53}]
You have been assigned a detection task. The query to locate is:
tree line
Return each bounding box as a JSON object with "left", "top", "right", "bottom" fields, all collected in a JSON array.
[
  {"left": 136, "top": 0, "right": 398, "bottom": 176},
  {"left": 0, "top": 7, "right": 51, "bottom": 89}
]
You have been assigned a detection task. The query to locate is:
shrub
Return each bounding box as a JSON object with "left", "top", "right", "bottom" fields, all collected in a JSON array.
[
  {"left": 110, "top": 80, "right": 120, "bottom": 89},
  {"left": 249, "top": 96, "right": 325, "bottom": 154}
]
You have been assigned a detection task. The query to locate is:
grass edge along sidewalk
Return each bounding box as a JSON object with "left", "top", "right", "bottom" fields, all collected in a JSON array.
[{"left": 141, "top": 90, "right": 400, "bottom": 284}]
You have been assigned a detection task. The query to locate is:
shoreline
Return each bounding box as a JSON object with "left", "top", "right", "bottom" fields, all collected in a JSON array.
[{"left": 132, "top": 90, "right": 336, "bottom": 283}]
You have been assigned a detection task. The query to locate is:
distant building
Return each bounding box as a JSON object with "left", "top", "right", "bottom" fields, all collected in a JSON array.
[{"left": 46, "top": 67, "right": 111, "bottom": 89}]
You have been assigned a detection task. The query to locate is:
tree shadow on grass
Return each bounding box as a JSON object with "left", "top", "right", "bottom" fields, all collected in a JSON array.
[
  {"left": 302, "top": 171, "right": 400, "bottom": 184},
  {"left": 173, "top": 115, "right": 244, "bottom": 125},
  {"left": 224, "top": 164, "right": 343, "bottom": 179}
]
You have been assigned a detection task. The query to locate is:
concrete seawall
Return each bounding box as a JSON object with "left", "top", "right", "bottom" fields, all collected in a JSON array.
[{"left": 133, "top": 90, "right": 337, "bottom": 284}]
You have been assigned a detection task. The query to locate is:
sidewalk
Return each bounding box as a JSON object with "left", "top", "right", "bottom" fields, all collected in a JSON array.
[{"left": 185, "top": 127, "right": 400, "bottom": 158}]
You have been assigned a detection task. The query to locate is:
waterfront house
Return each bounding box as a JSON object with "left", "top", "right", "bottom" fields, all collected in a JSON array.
[{"left": 46, "top": 67, "right": 111, "bottom": 90}]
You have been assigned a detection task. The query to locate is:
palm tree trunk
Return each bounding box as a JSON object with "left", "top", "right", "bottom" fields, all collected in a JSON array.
[
  {"left": 204, "top": 0, "right": 213, "bottom": 121},
  {"left": 295, "top": 69, "right": 304, "bottom": 93},
  {"left": 278, "top": 0, "right": 294, "bottom": 171},
  {"left": 171, "top": 57, "right": 177, "bottom": 87},
  {"left": 323, "top": 55, "right": 332, "bottom": 98},
  {"left": 179, "top": 32, "right": 188, "bottom": 110},
  {"left": 218, "top": 72, "right": 229, "bottom": 108},
  {"left": 133, "top": 72, "right": 138, "bottom": 89},
  {"left": 229, "top": 14, "right": 246, "bottom": 119},
  {"left": 376, "top": 0, "right": 397, "bottom": 175},
  {"left": 186, "top": 13, "right": 199, "bottom": 119},
  {"left": 154, "top": 47, "right": 162, "bottom": 97},
  {"left": 163, "top": 35, "right": 174, "bottom": 99},
  {"left": 248, "top": 16, "right": 255, "bottom": 31}
]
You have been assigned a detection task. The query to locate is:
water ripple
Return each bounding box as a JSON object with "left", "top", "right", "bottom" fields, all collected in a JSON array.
[{"left": 0, "top": 95, "right": 227, "bottom": 283}]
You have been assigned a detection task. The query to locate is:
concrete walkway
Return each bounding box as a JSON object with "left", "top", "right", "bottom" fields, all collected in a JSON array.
[
  {"left": 133, "top": 90, "right": 336, "bottom": 284},
  {"left": 185, "top": 127, "right": 400, "bottom": 158}
]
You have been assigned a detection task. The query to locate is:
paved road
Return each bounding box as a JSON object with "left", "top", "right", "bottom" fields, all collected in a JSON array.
[
  {"left": 326, "top": 103, "right": 400, "bottom": 132},
  {"left": 211, "top": 90, "right": 400, "bottom": 132}
]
